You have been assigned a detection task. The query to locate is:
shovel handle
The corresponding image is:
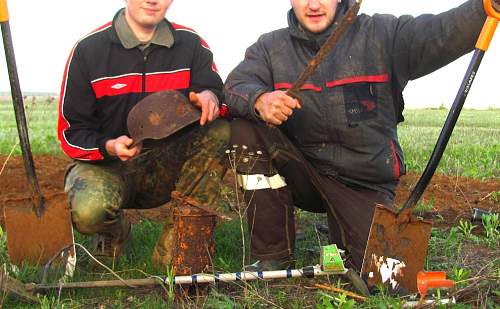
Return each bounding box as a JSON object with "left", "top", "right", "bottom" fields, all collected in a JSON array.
[
  {"left": 401, "top": 3, "right": 498, "bottom": 213},
  {"left": 477, "top": 0, "right": 500, "bottom": 51},
  {"left": 1, "top": 0, "right": 46, "bottom": 215}
]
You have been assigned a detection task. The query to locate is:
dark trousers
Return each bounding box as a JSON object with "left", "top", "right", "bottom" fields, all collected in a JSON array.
[{"left": 230, "top": 119, "right": 393, "bottom": 270}]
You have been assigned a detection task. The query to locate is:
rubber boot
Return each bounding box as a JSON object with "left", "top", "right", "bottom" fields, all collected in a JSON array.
[
  {"left": 92, "top": 214, "right": 131, "bottom": 261},
  {"left": 151, "top": 202, "right": 176, "bottom": 269}
]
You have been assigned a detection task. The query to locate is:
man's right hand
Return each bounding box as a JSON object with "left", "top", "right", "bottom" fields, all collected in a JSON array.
[
  {"left": 105, "top": 135, "right": 142, "bottom": 161},
  {"left": 254, "top": 91, "right": 301, "bottom": 126}
]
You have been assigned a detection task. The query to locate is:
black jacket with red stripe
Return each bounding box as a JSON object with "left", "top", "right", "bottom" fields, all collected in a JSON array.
[
  {"left": 57, "top": 12, "right": 223, "bottom": 162},
  {"left": 224, "top": 0, "right": 486, "bottom": 196}
]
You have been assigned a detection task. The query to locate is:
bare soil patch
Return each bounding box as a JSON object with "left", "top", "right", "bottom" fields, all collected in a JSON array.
[{"left": 1, "top": 155, "right": 498, "bottom": 227}]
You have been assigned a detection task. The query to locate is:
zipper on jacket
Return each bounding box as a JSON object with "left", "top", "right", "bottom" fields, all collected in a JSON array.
[{"left": 142, "top": 53, "right": 147, "bottom": 96}]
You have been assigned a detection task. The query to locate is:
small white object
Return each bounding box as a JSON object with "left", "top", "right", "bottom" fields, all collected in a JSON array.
[{"left": 237, "top": 174, "right": 287, "bottom": 190}]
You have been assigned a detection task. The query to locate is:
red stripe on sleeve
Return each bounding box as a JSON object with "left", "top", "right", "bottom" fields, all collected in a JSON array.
[
  {"left": 274, "top": 83, "right": 322, "bottom": 92},
  {"left": 58, "top": 23, "right": 113, "bottom": 161},
  {"left": 325, "top": 74, "right": 389, "bottom": 88}
]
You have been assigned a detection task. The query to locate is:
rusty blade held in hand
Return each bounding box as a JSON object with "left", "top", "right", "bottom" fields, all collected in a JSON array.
[
  {"left": 286, "top": 0, "right": 362, "bottom": 99},
  {"left": 127, "top": 90, "right": 201, "bottom": 146}
]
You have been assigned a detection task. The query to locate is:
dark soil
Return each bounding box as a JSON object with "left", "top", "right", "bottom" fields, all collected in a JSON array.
[{"left": 1, "top": 155, "right": 498, "bottom": 227}]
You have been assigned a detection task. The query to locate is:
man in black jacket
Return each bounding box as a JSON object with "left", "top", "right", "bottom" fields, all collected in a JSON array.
[
  {"left": 58, "top": 0, "right": 229, "bottom": 266},
  {"left": 224, "top": 0, "right": 489, "bottom": 271}
]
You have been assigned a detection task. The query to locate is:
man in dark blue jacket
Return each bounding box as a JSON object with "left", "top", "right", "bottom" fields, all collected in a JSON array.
[
  {"left": 58, "top": 0, "right": 229, "bottom": 266},
  {"left": 225, "top": 0, "right": 489, "bottom": 271}
]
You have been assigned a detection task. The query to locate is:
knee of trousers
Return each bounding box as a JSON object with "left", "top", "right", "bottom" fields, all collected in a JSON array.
[
  {"left": 69, "top": 185, "right": 124, "bottom": 235},
  {"left": 65, "top": 167, "right": 125, "bottom": 235},
  {"left": 203, "top": 119, "right": 230, "bottom": 151},
  {"left": 230, "top": 119, "right": 278, "bottom": 175},
  {"left": 230, "top": 118, "right": 263, "bottom": 151}
]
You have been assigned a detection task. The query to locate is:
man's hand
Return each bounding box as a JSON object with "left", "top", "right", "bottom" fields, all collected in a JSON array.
[
  {"left": 254, "top": 91, "right": 301, "bottom": 126},
  {"left": 105, "top": 135, "right": 142, "bottom": 161},
  {"left": 189, "top": 90, "right": 220, "bottom": 126}
]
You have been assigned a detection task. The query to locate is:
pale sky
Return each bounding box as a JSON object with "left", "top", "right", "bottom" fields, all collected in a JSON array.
[{"left": 1, "top": 0, "right": 498, "bottom": 109}]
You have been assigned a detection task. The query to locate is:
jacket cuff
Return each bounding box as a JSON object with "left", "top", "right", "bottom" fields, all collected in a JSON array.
[
  {"left": 248, "top": 88, "right": 268, "bottom": 123},
  {"left": 97, "top": 137, "right": 114, "bottom": 161}
]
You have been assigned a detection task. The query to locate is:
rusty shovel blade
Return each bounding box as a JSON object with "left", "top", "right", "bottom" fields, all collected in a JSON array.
[
  {"left": 127, "top": 90, "right": 200, "bottom": 145},
  {"left": 361, "top": 205, "right": 432, "bottom": 294},
  {"left": 4, "top": 193, "right": 75, "bottom": 266}
]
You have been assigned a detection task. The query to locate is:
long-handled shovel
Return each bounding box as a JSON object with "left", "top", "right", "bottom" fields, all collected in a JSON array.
[
  {"left": 361, "top": 0, "right": 500, "bottom": 294},
  {"left": 1, "top": 0, "right": 75, "bottom": 266}
]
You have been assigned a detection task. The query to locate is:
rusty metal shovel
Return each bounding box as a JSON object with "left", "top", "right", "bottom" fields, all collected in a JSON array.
[
  {"left": 361, "top": 0, "right": 500, "bottom": 294},
  {"left": 1, "top": 0, "right": 75, "bottom": 267},
  {"left": 127, "top": 90, "right": 200, "bottom": 146}
]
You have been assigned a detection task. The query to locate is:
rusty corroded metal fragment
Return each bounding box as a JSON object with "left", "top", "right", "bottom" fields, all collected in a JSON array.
[
  {"left": 361, "top": 205, "right": 432, "bottom": 294},
  {"left": 127, "top": 90, "right": 200, "bottom": 146}
]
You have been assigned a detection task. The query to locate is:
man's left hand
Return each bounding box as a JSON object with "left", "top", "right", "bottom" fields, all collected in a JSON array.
[{"left": 189, "top": 90, "right": 220, "bottom": 126}]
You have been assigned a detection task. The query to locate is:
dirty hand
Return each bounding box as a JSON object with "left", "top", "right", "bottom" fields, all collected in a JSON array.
[
  {"left": 105, "top": 135, "right": 142, "bottom": 161},
  {"left": 189, "top": 90, "right": 220, "bottom": 126},
  {"left": 254, "top": 91, "right": 301, "bottom": 126}
]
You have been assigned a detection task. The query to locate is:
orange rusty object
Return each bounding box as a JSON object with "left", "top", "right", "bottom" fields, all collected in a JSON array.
[
  {"left": 4, "top": 193, "right": 75, "bottom": 265},
  {"left": 417, "top": 271, "right": 455, "bottom": 297},
  {"left": 170, "top": 192, "right": 217, "bottom": 276},
  {"left": 361, "top": 205, "right": 432, "bottom": 294}
]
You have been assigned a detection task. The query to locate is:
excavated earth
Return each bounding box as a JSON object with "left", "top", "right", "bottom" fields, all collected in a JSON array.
[{"left": 0, "top": 155, "right": 498, "bottom": 227}]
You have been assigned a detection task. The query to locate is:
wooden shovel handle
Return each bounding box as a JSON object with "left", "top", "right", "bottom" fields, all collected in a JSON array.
[{"left": 1, "top": 0, "right": 46, "bottom": 215}]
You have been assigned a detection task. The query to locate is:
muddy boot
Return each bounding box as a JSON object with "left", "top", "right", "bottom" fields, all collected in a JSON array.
[
  {"left": 92, "top": 216, "right": 131, "bottom": 262},
  {"left": 152, "top": 203, "right": 176, "bottom": 269}
]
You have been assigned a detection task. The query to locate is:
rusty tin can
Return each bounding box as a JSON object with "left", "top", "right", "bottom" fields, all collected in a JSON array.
[{"left": 171, "top": 204, "right": 217, "bottom": 276}]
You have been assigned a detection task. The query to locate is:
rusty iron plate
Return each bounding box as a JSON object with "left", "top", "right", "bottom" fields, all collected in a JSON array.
[
  {"left": 361, "top": 205, "right": 433, "bottom": 294},
  {"left": 4, "top": 193, "right": 75, "bottom": 266},
  {"left": 127, "top": 90, "right": 200, "bottom": 145}
]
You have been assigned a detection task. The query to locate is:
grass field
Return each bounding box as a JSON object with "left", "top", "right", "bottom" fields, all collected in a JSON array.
[
  {"left": 0, "top": 99, "right": 498, "bottom": 178},
  {"left": 0, "top": 99, "right": 499, "bottom": 308}
]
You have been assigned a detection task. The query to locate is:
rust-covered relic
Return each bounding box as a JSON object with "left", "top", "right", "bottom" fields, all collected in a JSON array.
[
  {"left": 127, "top": 90, "right": 200, "bottom": 146},
  {"left": 170, "top": 191, "right": 217, "bottom": 276}
]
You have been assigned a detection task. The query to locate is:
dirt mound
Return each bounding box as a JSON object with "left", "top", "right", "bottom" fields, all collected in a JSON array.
[{"left": 0, "top": 155, "right": 498, "bottom": 226}]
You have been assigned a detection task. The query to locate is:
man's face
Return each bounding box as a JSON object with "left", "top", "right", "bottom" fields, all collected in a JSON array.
[
  {"left": 290, "top": 0, "right": 338, "bottom": 33},
  {"left": 125, "top": 0, "right": 173, "bottom": 30}
]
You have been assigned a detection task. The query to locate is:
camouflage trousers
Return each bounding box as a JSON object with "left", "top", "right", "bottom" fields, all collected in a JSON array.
[{"left": 64, "top": 120, "right": 230, "bottom": 243}]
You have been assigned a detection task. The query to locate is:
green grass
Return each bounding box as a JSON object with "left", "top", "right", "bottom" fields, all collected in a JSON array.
[
  {"left": 0, "top": 99, "right": 62, "bottom": 156},
  {"left": 399, "top": 109, "right": 499, "bottom": 179},
  {"left": 1, "top": 99, "right": 498, "bottom": 178}
]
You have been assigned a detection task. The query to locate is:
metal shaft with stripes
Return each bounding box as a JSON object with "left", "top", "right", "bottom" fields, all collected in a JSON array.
[{"left": 28, "top": 265, "right": 347, "bottom": 291}]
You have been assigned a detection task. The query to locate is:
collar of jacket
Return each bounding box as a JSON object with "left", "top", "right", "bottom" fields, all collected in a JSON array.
[
  {"left": 287, "top": 0, "right": 353, "bottom": 49},
  {"left": 109, "top": 8, "right": 175, "bottom": 49}
]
